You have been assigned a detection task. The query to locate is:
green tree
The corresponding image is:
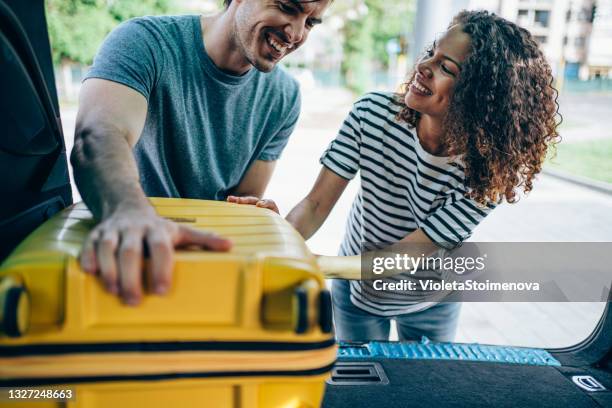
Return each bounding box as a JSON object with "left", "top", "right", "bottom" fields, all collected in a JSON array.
[
  {"left": 46, "top": 0, "right": 172, "bottom": 65},
  {"left": 341, "top": 13, "right": 374, "bottom": 95},
  {"left": 337, "top": 0, "right": 415, "bottom": 94}
]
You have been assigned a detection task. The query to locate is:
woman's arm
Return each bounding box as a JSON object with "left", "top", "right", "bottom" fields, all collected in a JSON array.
[
  {"left": 286, "top": 167, "right": 349, "bottom": 240},
  {"left": 317, "top": 228, "right": 437, "bottom": 279}
]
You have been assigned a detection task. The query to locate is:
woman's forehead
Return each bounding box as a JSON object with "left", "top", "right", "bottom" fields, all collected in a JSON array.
[{"left": 437, "top": 24, "right": 471, "bottom": 62}]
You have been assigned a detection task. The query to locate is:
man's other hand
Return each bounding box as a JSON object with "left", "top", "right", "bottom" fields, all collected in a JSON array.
[{"left": 79, "top": 207, "right": 232, "bottom": 306}]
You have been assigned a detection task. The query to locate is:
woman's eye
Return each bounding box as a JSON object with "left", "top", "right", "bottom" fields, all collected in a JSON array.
[
  {"left": 427, "top": 48, "right": 434, "bottom": 57},
  {"left": 441, "top": 64, "right": 454, "bottom": 76}
]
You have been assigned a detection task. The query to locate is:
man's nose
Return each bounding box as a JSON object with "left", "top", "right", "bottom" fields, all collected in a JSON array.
[{"left": 284, "top": 19, "right": 306, "bottom": 45}]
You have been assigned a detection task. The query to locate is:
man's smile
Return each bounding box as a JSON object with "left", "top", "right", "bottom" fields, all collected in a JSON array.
[{"left": 264, "top": 31, "right": 293, "bottom": 58}]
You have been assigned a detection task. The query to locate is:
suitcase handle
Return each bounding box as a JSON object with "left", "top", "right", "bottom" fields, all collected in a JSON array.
[{"left": 0, "top": 275, "right": 30, "bottom": 337}]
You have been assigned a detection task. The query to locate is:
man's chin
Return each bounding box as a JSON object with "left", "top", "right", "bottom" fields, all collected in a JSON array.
[
  {"left": 254, "top": 65, "right": 275, "bottom": 73},
  {"left": 251, "top": 58, "right": 277, "bottom": 73}
]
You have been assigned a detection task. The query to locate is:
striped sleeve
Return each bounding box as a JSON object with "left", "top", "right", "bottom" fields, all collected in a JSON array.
[
  {"left": 421, "top": 195, "right": 494, "bottom": 249},
  {"left": 319, "top": 101, "right": 363, "bottom": 180}
]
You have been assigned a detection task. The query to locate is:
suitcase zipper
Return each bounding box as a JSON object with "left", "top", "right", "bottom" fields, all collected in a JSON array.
[{"left": 0, "top": 346, "right": 337, "bottom": 385}]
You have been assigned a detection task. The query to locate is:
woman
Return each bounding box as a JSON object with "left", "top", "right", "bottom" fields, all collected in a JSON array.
[{"left": 229, "top": 10, "right": 560, "bottom": 342}]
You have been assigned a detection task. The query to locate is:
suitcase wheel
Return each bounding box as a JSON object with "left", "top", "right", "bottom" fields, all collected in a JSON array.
[
  {"left": 0, "top": 276, "right": 30, "bottom": 338},
  {"left": 263, "top": 279, "right": 326, "bottom": 334},
  {"left": 318, "top": 289, "right": 333, "bottom": 334}
]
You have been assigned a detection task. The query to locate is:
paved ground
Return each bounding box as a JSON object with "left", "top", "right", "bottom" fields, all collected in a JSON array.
[
  {"left": 61, "top": 86, "right": 612, "bottom": 349},
  {"left": 557, "top": 92, "right": 612, "bottom": 142}
]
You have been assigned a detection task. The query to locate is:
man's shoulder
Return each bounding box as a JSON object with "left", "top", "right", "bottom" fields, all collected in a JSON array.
[
  {"left": 118, "top": 14, "right": 197, "bottom": 40},
  {"left": 126, "top": 14, "right": 196, "bottom": 26}
]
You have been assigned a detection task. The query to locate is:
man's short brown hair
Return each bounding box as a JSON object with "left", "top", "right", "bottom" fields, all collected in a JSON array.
[{"left": 224, "top": 0, "right": 329, "bottom": 8}]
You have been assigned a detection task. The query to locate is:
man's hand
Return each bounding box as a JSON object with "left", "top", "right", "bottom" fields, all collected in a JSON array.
[
  {"left": 79, "top": 206, "right": 232, "bottom": 306},
  {"left": 227, "top": 195, "right": 280, "bottom": 214}
]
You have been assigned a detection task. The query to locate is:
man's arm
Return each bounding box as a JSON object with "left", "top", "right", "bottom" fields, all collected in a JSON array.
[
  {"left": 230, "top": 160, "right": 277, "bottom": 198},
  {"left": 228, "top": 166, "right": 349, "bottom": 238},
  {"left": 71, "top": 78, "right": 231, "bottom": 306}
]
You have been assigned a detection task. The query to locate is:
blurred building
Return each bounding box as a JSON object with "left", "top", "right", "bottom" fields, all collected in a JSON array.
[
  {"left": 499, "top": 0, "right": 569, "bottom": 76},
  {"left": 563, "top": 0, "right": 596, "bottom": 79},
  {"left": 586, "top": 0, "right": 612, "bottom": 79},
  {"left": 413, "top": 0, "right": 612, "bottom": 80},
  {"left": 482, "top": 0, "right": 610, "bottom": 79}
]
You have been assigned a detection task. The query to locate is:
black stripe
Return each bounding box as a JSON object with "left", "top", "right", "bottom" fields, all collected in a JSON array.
[
  {"left": 346, "top": 234, "right": 361, "bottom": 256},
  {"left": 362, "top": 218, "right": 405, "bottom": 241},
  {"left": 362, "top": 212, "right": 412, "bottom": 239},
  {"left": 362, "top": 194, "right": 416, "bottom": 225},
  {"left": 347, "top": 111, "right": 361, "bottom": 129},
  {"left": 321, "top": 162, "right": 353, "bottom": 182},
  {"left": 363, "top": 93, "right": 402, "bottom": 110},
  {"left": 361, "top": 222, "right": 393, "bottom": 243},
  {"left": 367, "top": 91, "right": 404, "bottom": 107},
  {"left": 362, "top": 166, "right": 432, "bottom": 210},
  {"left": 451, "top": 200, "right": 481, "bottom": 225},
  {"left": 360, "top": 142, "right": 442, "bottom": 198},
  {"left": 440, "top": 206, "right": 472, "bottom": 235},
  {"left": 341, "top": 119, "right": 360, "bottom": 138},
  {"left": 357, "top": 106, "right": 414, "bottom": 140},
  {"left": 328, "top": 145, "right": 359, "bottom": 168},
  {"left": 334, "top": 138, "right": 360, "bottom": 156},
  {"left": 362, "top": 97, "right": 402, "bottom": 117},
  {"left": 360, "top": 156, "right": 440, "bottom": 209},
  {"left": 361, "top": 218, "right": 398, "bottom": 243},
  {"left": 457, "top": 198, "right": 489, "bottom": 218},
  {"left": 346, "top": 211, "right": 364, "bottom": 252},
  {"left": 0, "top": 363, "right": 337, "bottom": 387},
  {"left": 0, "top": 339, "right": 336, "bottom": 358},
  {"left": 359, "top": 116, "right": 464, "bottom": 184},
  {"left": 361, "top": 182, "right": 425, "bottom": 224},
  {"left": 361, "top": 183, "right": 419, "bottom": 216},
  {"left": 420, "top": 226, "right": 448, "bottom": 248},
  {"left": 338, "top": 128, "right": 357, "bottom": 143},
  {"left": 430, "top": 213, "right": 464, "bottom": 242},
  {"left": 360, "top": 130, "right": 418, "bottom": 168},
  {"left": 422, "top": 219, "right": 458, "bottom": 245},
  {"left": 358, "top": 126, "right": 463, "bottom": 191},
  {"left": 322, "top": 155, "right": 356, "bottom": 178}
]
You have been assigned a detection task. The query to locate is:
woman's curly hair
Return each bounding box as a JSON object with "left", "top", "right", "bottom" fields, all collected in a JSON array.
[{"left": 397, "top": 10, "right": 561, "bottom": 205}]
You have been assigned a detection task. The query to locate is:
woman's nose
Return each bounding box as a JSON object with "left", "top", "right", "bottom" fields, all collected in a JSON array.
[{"left": 417, "top": 62, "right": 434, "bottom": 79}]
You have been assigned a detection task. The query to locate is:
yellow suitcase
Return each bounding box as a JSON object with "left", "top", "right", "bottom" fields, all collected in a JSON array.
[{"left": 0, "top": 198, "right": 336, "bottom": 408}]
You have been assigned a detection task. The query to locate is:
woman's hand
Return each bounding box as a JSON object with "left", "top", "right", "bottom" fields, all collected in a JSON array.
[{"left": 227, "top": 195, "right": 280, "bottom": 214}]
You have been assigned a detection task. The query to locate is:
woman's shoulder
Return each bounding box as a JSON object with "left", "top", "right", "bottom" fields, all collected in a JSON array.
[{"left": 354, "top": 91, "right": 404, "bottom": 115}]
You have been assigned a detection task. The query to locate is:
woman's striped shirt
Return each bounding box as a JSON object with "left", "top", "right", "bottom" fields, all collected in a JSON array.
[{"left": 320, "top": 91, "right": 494, "bottom": 316}]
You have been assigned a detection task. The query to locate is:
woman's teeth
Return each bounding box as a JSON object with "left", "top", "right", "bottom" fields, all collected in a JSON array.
[
  {"left": 412, "top": 80, "right": 432, "bottom": 95},
  {"left": 267, "top": 34, "right": 288, "bottom": 54}
]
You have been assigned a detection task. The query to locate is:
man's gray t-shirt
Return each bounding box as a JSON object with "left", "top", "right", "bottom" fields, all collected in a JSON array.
[{"left": 85, "top": 15, "right": 301, "bottom": 200}]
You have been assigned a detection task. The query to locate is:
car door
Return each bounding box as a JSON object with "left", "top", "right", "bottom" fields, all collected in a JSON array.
[{"left": 0, "top": 0, "right": 72, "bottom": 261}]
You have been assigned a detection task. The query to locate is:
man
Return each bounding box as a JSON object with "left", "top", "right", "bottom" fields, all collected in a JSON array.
[{"left": 71, "top": 0, "right": 330, "bottom": 305}]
